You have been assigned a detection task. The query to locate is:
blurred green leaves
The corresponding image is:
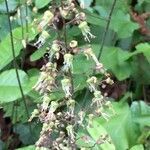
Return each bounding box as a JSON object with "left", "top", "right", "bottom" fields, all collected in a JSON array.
[
  {"left": 0, "top": 69, "right": 38, "bottom": 103},
  {"left": 0, "top": 25, "right": 38, "bottom": 70},
  {"left": 35, "top": 0, "right": 52, "bottom": 9}
]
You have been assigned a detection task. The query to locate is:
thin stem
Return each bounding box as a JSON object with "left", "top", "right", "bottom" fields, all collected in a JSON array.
[
  {"left": 18, "top": 0, "right": 26, "bottom": 69},
  {"left": 143, "top": 85, "right": 147, "bottom": 102},
  {"left": 18, "top": 0, "right": 24, "bottom": 38},
  {"left": 25, "top": 0, "right": 29, "bottom": 38},
  {"left": 61, "top": 2, "right": 76, "bottom": 148},
  {"left": 5, "top": 0, "right": 32, "bottom": 136},
  {"left": 98, "top": 0, "right": 117, "bottom": 60}
]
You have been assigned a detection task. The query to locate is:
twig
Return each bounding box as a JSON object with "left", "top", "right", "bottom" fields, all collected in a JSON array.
[{"left": 98, "top": 0, "right": 117, "bottom": 60}]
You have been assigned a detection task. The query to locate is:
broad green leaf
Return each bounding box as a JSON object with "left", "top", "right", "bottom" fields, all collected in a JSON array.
[
  {"left": 76, "top": 129, "right": 96, "bottom": 149},
  {"left": 132, "top": 43, "right": 150, "bottom": 63},
  {"left": 30, "top": 44, "right": 47, "bottom": 61},
  {"left": 0, "top": 25, "right": 38, "bottom": 70},
  {"left": 130, "top": 144, "right": 144, "bottom": 150},
  {"left": 16, "top": 145, "right": 35, "bottom": 150},
  {"left": 137, "top": 0, "right": 150, "bottom": 5},
  {"left": 14, "top": 123, "right": 41, "bottom": 145},
  {"left": 110, "top": 10, "right": 139, "bottom": 38},
  {"left": 86, "top": 11, "right": 106, "bottom": 27},
  {"left": 96, "top": 0, "right": 129, "bottom": 14},
  {"left": 0, "top": 69, "right": 36, "bottom": 103},
  {"left": 99, "top": 46, "right": 132, "bottom": 80},
  {"left": 3, "top": 100, "right": 35, "bottom": 123},
  {"left": 0, "top": 0, "right": 18, "bottom": 13},
  {"left": 131, "top": 56, "right": 150, "bottom": 84},
  {"left": 94, "top": 1, "right": 138, "bottom": 38},
  {"left": 97, "top": 102, "right": 140, "bottom": 150},
  {"left": 0, "top": 14, "right": 18, "bottom": 41},
  {"left": 73, "top": 74, "right": 87, "bottom": 91},
  {"left": 87, "top": 120, "right": 115, "bottom": 150},
  {"left": 131, "top": 101, "right": 150, "bottom": 128},
  {"left": 0, "top": 140, "right": 6, "bottom": 150},
  {"left": 73, "top": 53, "right": 94, "bottom": 75},
  {"left": 35, "top": 0, "right": 52, "bottom": 9}
]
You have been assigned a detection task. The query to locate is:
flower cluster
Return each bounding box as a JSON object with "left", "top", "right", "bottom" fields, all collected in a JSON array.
[
  {"left": 86, "top": 75, "right": 115, "bottom": 122},
  {"left": 30, "top": 0, "right": 115, "bottom": 149}
]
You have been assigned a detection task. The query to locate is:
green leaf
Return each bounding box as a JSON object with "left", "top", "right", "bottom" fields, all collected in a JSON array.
[
  {"left": 97, "top": 102, "right": 140, "bottom": 150},
  {"left": 0, "top": 69, "right": 36, "bottom": 103},
  {"left": 100, "top": 46, "right": 132, "bottom": 80},
  {"left": 16, "top": 145, "right": 35, "bottom": 150},
  {"left": 73, "top": 53, "right": 94, "bottom": 75},
  {"left": 14, "top": 123, "right": 41, "bottom": 145},
  {"left": 3, "top": 100, "right": 35, "bottom": 123},
  {"left": 130, "top": 144, "right": 144, "bottom": 150},
  {"left": 0, "top": 14, "right": 18, "bottom": 41},
  {"left": 94, "top": 1, "right": 138, "bottom": 38},
  {"left": 86, "top": 11, "right": 106, "bottom": 27},
  {"left": 131, "top": 56, "right": 150, "bottom": 84},
  {"left": 110, "top": 10, "right": 139, "bottom": 38},
  {"left": 131, "top": 101, "right": 150, "bottom": 128},
  {"left": 132, "top": 43, "right": 150, "bottom": 63},
  {"left": 0, "top": 0, "right": 18, "bottom": 13},
  {"left": 35, "top": 0, "right": 52, "bottom": 9},
  {"left": 73, "top": 74, "right": 87, "bottom": 91},
  {"left": 87, "top": 120, "right": 116, "bottom": 150},
  {"left": 0, "top": 25, "right": 38, "bottom": 70}
]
